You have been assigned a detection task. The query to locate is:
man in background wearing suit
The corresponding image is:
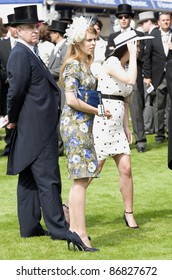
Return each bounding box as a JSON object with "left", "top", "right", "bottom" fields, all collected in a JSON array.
[
  {"left": 137, "top": 11, "right": 157, "bottom": 135},
  {"left": 6, "top": 5, "right": 68, "bottom": 239},
  {"left": 0, "top": 14, "right": 18, "bottom": 156},
  {"left": 166, "top": 59, "right": 172, "bottom": 170},
  {"left": 143, "top": 12, "right": 172, "bottom": 143},
  {"left": 48, "top": 20, "right": 68, "bottom": 157},
  {"left": 105, "top": 4, "right": 147, "bottom": 153}
]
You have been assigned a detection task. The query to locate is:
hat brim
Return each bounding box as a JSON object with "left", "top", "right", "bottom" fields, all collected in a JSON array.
[
  {"left": 4, "top": 23, "right": 18, "bottom": 26},
  {"left": 138, "top": 17, "right": 155, "bottom": 24},
  {"left": 115, "top": 35, "right": 154, "bottom": 50},
  {"left": 116, "top": 12, "right": 134, "bottom": 18},
  {"left": 48, "top": 27, "right": 65, "bottom": 33},
  {"left": 14, "top": 19, "right": 43, "bottom": 25}
]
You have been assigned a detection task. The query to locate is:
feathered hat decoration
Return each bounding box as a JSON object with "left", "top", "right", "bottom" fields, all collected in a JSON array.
[{"left": 65, "top": 15, "right": 92, "bottom": 45}]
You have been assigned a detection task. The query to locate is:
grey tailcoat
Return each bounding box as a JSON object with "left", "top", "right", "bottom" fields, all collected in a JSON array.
[{"left": 48, "top": 40, "right": 67, "bottom": 82}]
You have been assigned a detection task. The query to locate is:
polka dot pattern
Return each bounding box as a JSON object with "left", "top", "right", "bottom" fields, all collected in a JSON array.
[
  {"left": 93, "top": 99, "right": 130, "bottom": 160},
  {"left": 93, "top": 59, "right": 133, "bottom": 161}
]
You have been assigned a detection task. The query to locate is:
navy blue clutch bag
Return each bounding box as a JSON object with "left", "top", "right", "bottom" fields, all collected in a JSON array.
[{"left": 77, "top": 89, "right": 102, "bottom": 108}]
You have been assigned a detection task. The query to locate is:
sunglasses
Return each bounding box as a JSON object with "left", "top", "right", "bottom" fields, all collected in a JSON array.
[{"left": 118, "top": 15, "right": 130, "bottom": 20}]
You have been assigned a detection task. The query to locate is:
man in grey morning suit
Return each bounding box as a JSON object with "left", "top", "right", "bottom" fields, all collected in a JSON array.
[
  {"left": 6, "top": 5, "right": 68, "bottom": 239},
  {"left": 48, "top": 20, "right": 68, "bottom": 157}
]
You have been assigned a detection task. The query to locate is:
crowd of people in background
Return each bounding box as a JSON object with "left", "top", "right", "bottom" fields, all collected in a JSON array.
[
  {"left": 1, "top": 5, "right": 171, "bottom": 154},
  {"left": 0, "top": 4, "right": 172, "bottom": 252}
]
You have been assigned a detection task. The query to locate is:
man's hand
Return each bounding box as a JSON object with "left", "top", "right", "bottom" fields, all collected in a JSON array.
[
  {"left": 7, "top": 122, "right": 16, "bottom": 129},
  {"left": 144, "top": 78, "right": 152, "bottom": 86}
]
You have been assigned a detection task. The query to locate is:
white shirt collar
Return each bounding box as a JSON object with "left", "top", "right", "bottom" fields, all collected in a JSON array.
[
  {"left": 121, "top": 27, "right": 131, "bottom": 32},
  {"left": 10, "top": 36, "right": 18, "bottom": 48},
  {"left": 160, "top": 28, "right": 170, "bottom": 36},
  {"left": 17, "top": 39, "right": 35, "bottom": 53}
]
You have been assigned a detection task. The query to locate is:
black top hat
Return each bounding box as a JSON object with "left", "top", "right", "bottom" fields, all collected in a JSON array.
[
  {"left": 116, "top": 4, "right": 134, "bottom": 18},
  {"left": 4, "top": 14, "right": 17, "bottom": 26},
  {"left": 59, "top": 10, "right": 72, "bottom": 23},
  {"left": 14, "top": 5, "right": 40, "bottom": 24},
  {"left": 48, "top": 20, "right": 68, "bottom": 34}
]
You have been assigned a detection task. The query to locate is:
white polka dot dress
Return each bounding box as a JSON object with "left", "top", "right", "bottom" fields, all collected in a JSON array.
[{"left": 93, "top": 58, "right": 133, "bottom": 160}]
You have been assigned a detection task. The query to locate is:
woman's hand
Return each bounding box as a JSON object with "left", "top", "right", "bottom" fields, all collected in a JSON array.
[
  {"left": 144, "top": 78, "right": 152, "bottom": 87},
  {"left": 127, "top": 40, "right": 137, "bottom": 55},
  {"left": 104, "top": 109, "right": 112, "bottom": 119}
]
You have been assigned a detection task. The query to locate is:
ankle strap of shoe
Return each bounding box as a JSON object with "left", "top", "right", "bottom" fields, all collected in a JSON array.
[{"left": 63, "top": 204, "right": 69, "bottom": 209}]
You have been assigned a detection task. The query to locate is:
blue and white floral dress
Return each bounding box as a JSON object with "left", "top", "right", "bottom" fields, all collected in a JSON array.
[{"left": 60, "top": 60, "right": 99, "bottom": 179}]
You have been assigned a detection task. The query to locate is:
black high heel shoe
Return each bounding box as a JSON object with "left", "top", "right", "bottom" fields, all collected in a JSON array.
[
  {"left": 66, "top": 230, "right": 92, "bottom": 250},
  {"left": 63, "top": 204, "right": 70, "bottom": 224},
  {"left": 66, "top": 230, "right": 73, "bottom": 250},
  {"left": 123, "top": 211, "right": 139, "bottom": 229},
  {"left": 70, "top": 232, "right": 99, "bottom": 252}
]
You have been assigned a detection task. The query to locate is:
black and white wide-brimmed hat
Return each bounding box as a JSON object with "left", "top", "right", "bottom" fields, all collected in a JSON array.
[{"left": 114, "top": 30, "right": 154, "bottom": 50}]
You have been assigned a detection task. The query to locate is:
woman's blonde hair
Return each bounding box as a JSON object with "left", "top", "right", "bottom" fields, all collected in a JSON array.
[{"left": 59, "top": 26, "right": 97, "bottom": 87}]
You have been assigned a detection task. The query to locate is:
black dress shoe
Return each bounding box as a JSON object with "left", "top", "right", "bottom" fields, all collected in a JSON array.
[
  {"left": 51, "top": 234, "right": 67, "bottom": 240},
  {"left": 155, "top": 135, "right": 165, "bottom": 143},
  {"left": 21, "top": 229, "right": 49, "bottom": 238},
  {"left": 32, "top": 229, "right": 49, "bottom": 236},
  {"left": 137, "top": 147, "right": 145, "bottom": 153},
  {"left": 156, "top": 138, "right": 164, "bottom": 144}
]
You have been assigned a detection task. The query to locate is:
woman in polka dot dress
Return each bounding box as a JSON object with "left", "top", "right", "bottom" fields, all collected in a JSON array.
[{"left": 93, "top": 31, "right": 151, "bottom": 228}]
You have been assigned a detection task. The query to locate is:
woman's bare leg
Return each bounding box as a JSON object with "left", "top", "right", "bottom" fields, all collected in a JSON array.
[
  {"left": 68, "top": 178, "right": 91, "bottom": 247},
  {"left": 113, "top": 154, "right": 138, "bottom": 227},
  {"left": 64, "top": 160, "right": 106, "bottom": 224}
]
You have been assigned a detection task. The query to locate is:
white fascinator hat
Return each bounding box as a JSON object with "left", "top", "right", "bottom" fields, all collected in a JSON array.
[
  {"left": 65, "top": 16, "right": 92, "bottom": 45},
  {"left": 114, "top": 30, "right": 154, "bottom": 50}
]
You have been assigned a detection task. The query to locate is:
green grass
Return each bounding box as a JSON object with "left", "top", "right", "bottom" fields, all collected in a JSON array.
[{"left": 0, "top": 128, "right": 172, "bottom": 260}]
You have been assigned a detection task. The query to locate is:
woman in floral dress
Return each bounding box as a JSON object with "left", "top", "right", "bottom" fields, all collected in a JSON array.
[
  {"left": 60, "top": 61, "right": 99, "bottom": 179},
  {"left": 59, "top": 16, "right": 111, "bottom": 251}
]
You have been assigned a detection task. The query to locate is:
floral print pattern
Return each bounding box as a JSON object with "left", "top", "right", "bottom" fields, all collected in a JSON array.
[{"left": 60, "top": 60, "right": 99, "bottom": 179}]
